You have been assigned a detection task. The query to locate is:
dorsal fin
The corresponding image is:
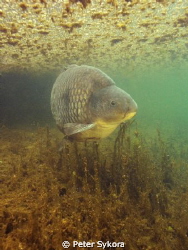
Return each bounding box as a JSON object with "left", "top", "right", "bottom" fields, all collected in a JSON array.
[{"left": 60, "top": 64, "right": 78, "bottom": 74}]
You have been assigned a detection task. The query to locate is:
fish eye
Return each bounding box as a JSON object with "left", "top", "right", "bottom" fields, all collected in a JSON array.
[{"left": 110, "top": 101, "right": 116, "bottom": 106}]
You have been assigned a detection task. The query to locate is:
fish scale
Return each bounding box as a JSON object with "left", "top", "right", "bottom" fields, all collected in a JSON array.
[{"left": 51, "top": 65, "right": 137, "bottom": 141}]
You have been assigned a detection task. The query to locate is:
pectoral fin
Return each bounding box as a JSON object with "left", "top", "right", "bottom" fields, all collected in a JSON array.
[{"left": 63, "top": 123, "right": 96, "bottom": 136}]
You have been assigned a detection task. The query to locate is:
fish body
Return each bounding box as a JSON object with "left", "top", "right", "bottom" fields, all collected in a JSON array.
[{"left": 51, "top": 65, "right": 137, "bottom": 141}]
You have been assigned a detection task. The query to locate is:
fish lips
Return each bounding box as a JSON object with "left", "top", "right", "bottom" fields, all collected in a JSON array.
[
  {"left": 123, "top": 111, "right": 137, "bottom": 120},
  {"left": 123, "top": 100, "right": 138, "bottom": 120}
]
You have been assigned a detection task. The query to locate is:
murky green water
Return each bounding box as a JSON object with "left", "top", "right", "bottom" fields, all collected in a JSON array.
[
  {"left": 1, "top": 64, "right": 188, "bottom": 139},
  {"left": 111, "top": 65, "right": 188, "bottom": 140}
]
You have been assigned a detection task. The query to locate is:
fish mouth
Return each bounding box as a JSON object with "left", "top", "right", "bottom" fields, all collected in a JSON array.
[
  {"left": 123, "top": 111, "right": 137, "bottom": 121},
  {"left": 123, "top": 99, "right": 138, "bottom": 121}
]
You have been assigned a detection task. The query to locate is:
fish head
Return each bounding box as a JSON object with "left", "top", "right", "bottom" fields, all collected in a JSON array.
[{"left": 89, "top": 85, "right": 137, "bottom": 124}]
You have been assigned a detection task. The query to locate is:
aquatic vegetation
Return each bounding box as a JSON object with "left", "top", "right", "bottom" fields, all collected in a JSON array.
[
  {"left": 1, "top": 0, "right": 188, "bottom": 74},
  {"left": 0, "top": 124, "right": 188, "bottom": 250}
]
